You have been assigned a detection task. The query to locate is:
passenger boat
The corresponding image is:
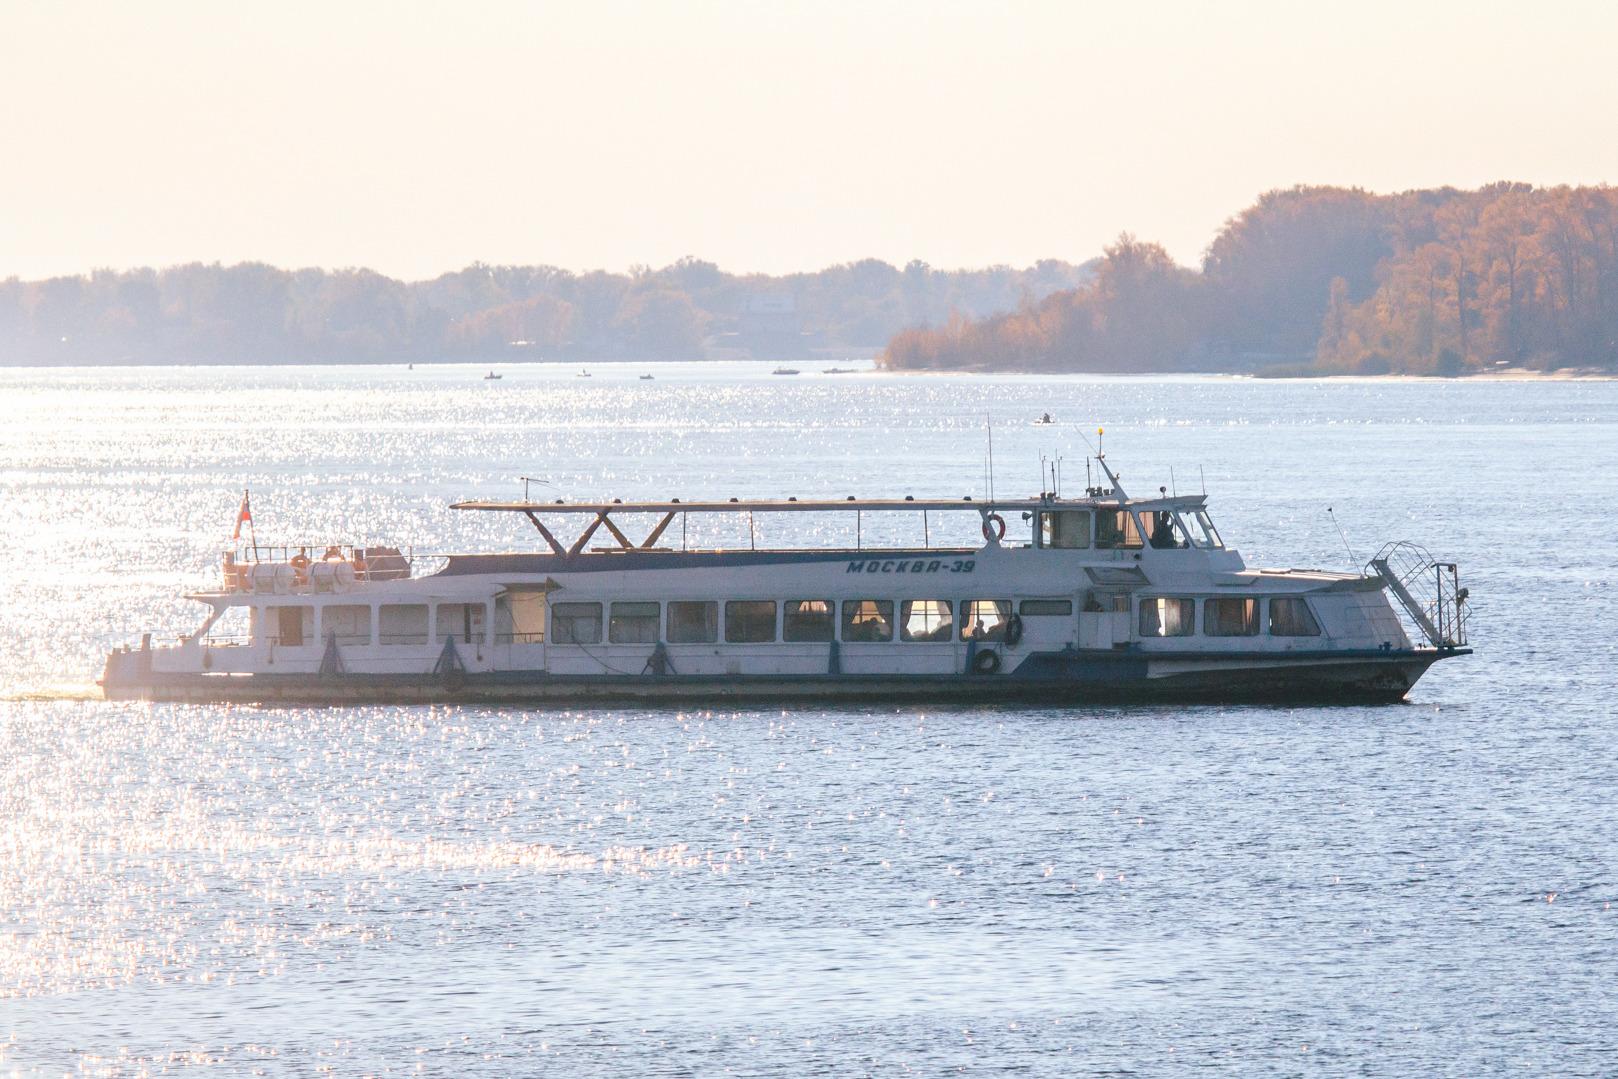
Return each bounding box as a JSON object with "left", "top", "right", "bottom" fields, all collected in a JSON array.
[{"left": 100, "top": 454, "right": 1470, "bottom": 706}]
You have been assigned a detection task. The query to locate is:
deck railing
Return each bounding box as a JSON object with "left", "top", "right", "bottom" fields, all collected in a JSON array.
[
  {"left": 1366, "top": 541, "right": 1470, "bottom": 648},
  {"left": 222, "top": 543, "right": 418, "bottom": 592}
]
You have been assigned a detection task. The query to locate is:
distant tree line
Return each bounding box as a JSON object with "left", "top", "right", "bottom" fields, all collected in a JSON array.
[
  {"left": 0, "top": 256, "right": 1093, "bottom": 365},
  {"left": 884, "top": 184, "right": 1618, "bottom": 375}
]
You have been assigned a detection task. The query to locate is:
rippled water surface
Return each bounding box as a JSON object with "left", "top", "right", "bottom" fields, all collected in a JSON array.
[{"left": 1, "top": 363, "right": 1615, "bottom": 1075}]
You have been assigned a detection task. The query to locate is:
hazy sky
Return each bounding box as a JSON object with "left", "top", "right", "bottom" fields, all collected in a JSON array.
[{"left": 4, "top": 0, "right": 1617, "bottom": 281}]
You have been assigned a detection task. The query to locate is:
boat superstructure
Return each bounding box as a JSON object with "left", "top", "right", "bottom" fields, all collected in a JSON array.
[{"left": 101, "top": 457, "right": 1470, "bottom": 705}]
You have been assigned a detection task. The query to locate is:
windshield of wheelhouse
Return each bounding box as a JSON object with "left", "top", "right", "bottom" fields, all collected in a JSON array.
[{"left": 1177, "top": 510, "right": 1223, "bottom": 549}]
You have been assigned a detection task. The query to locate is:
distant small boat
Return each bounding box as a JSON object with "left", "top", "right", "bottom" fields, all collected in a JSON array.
[
  {"left": 408, "top": 363, "right": 414, "bottom": 370},
  {"left": 577, "top": 369, "right": 592, "bottom": 378},
  {"left": 772, "top": 367, "right": 801, "bottom": 376},
  {"left": 484, "top": 372, "right": 503, "bottom": 380},
  {"left": 639, "top": 374, "right": 655, "bottom": 380},
  {"left": 821, "top": 367, "right": 856, "bottom": 374},
  {"left": 1035, "top": 413, "right": 1054, "bottom": 424}
]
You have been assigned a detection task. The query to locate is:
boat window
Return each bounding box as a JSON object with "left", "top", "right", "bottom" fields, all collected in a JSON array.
[
  {"left": 960, "top": 599, "right": 1013, "bottom": 641},
  {"left": 379, "top": 604, "right": 428, "bottom": 646},
  {"left": 435, "top": 602, "right": 487, "bottom": 644},
  {"left": 1204, "top": 597, "right": 1259, "bottom": 636},
  {"left": 1095, "top": 510, "right": 1143, "bottom": 549},
  {"left": 552, "top": 602, "right": 603, "bottom": 645},
  {"left": 494, "top": 592, "right": 546, "bottom": 644},
  {"left": 1143, "top": 511, "right": 1188, "bottom": 550},
  {"left": 900, "top": 599, "right": 953, "bottom": 642},
  {"left": 1039, "top": 511, "right": 1091, "bottom": 549},
  {"left": 269, "top": 605, "right": 312, "bottom": 646},
  {"left": 203, "top": 604, "right": 251, "bottom": 646},
  {"left": 783, "top": 600, "right": 835, "bottom": 642},
  {"left": 1269, "top": 597, "right": 1322, "bottom": 637},
  {"left": 323, "top": 603, "right": 371, "bottom": 646},
  {"left": 1178, "top": 510, "right": 1223, "bottom": 549},
  {"left": 1019, "top": 599, "right": 1072, "bottom": 616},
  {"left": 725, "top": 601, "right": 777, "bottom": 643},
  {"left": 609, "top": 602, "right": 660, "bottom": 644},
  {"left": 1139, "top": 597, "right": 1195, "bottom": 637},
  {"left": 666, "top": 601, "right": 718, "bottom": 643},
  {"left": 841, "top": 600, "right": 894, "bottom": 642},
  {"left": 506, "top": 592, "right": 547, "bottom": 643}
]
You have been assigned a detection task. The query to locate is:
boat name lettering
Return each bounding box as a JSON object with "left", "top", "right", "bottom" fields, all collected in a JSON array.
[{"left": 845, "top": 559, "right": 974, "bottom": 574}]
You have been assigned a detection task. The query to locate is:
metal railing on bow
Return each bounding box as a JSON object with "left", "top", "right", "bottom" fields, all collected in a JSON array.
[{"left": 1366, "top": 541, "right": 1469, "bottom": 648}]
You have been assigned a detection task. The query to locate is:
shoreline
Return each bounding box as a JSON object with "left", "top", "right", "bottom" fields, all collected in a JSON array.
[
  {"left": 873, "top": 364, "right": 1618, "bottom": 381},
  {"left": 1, "top": 358, "right": 1613, "bottom": 381}
]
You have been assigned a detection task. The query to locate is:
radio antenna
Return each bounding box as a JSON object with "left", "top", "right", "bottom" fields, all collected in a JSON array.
[
  {"left": 1327, "top": 506, "right": 1358, "bottom": 567},
  {"left": 985, "top": 414, "right": 996, "bottom": 504},
  {"left": 1170, "top": 466, "right": 1177, "bottom": 498}
]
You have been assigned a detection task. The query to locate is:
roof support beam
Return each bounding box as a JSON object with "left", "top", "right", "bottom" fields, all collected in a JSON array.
[
  {"left": 568, "top": 512, "right": 608, "bottom": 556},
  {"left": 523, "top": 511, "right": 566, "bottom": 555},
  {"left": 641, "top": 511, "right": 676, "bottom": 549},
  {"left": 599, "top": 514, "right": 634, "bottom": 549}
]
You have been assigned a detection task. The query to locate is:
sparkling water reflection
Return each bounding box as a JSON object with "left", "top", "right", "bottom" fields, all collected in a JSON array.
[{"left": 0, "top": 364, "right": 1614, "bottom": 1075}]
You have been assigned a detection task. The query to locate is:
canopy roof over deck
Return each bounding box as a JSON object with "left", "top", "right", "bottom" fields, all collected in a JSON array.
[{"left": 449, "top": 493, "right": 1209, "bottom": 556}]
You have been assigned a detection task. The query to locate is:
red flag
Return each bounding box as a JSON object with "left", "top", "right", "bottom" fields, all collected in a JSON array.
[{"left": 232, "top": 490, "right": 252, "bottom": 540}]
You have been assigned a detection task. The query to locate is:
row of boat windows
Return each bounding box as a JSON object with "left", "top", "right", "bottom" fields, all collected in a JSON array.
[
  {"left": 254, "top": 598, "right": 1056, "bottom": 647},
  {"left": 259, "top": 602, "right": 496, "bottom": 647},
  {"left": 253, "top": 594, "right": 1320, "bottom": 646},
  {"left": 553, "top": 598, "right": 1071, "bottom": 645},
  {"left": 1141, "top": 596, "right": 1322, "bottom": 638},
  {"left": 1039, "top": 509, "right": 1223, "bottom": 550}
]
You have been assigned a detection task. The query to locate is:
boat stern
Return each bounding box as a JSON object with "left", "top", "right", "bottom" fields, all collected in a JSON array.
[{"left": 100, "top": 638, "right": 153, "bottom": 700}]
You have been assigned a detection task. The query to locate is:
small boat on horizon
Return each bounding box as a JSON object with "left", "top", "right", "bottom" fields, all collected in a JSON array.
[
  {"left": 640, "top": 374, "right": 655, "bottom": 380},
  {"left": 484, "top": 371, "right": 503, "bottom": 380},
  {"left": 577, "top": 369, "right": 592, "bottom": 378},
  {"left": 772, "top": 367, "right": 801, "bottom": 376}
]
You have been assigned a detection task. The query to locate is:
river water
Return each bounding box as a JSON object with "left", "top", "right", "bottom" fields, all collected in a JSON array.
[{"left": 0, "top": 363, "right": 1614, "bottom": 1075}]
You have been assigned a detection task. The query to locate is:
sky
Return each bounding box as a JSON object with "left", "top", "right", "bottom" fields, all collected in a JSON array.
[{"left": 3, "top": 0, "right": 1618, "bottom": 281}]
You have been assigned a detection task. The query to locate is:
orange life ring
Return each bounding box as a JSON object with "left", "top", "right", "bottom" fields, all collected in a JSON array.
[
  {"left": 289, "top": 550, "right": 311, "bottom": 585},
  {"left": 982, "top": 513, "right": 1006, "bottom": 543}
]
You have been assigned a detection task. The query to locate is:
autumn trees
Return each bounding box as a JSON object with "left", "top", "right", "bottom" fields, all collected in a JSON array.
[
  {"left": 8, "top": 185, "right": 1615, "bottom": 372},
  {"left": 1307, "top": 186, "right": 1618, "bottom": 373},
  {"left": 883, "top": 184, "right": 1618, "bottom": 375}
]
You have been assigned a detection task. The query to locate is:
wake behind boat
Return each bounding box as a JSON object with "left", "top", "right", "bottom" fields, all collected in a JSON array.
[{"left": 101, "top": 453, "right": 1469, "bottom": 706}]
